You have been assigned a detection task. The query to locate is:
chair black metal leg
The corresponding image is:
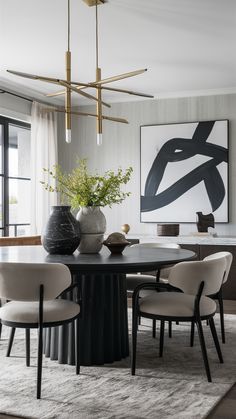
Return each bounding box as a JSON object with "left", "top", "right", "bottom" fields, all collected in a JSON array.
[
  {"left": 6, "top": 327, "right": 16, "bottom": 357},
  {"left": 37, "top": 324, "right": 43, "bottom": 399},
  {"left": 37, "top": 284, "right": 44, "bottom": 399},
  {"left": 152, "top": 319, "right": 156, "bottom": 338},
  {"left": 209, "top": 317, "right": 223, "bottom": 363},
  {"left": 75, "top": 318, "right": 80, "bottom": 375},
  {"left": 190, "top": 321, "right": 195, "bottom": 347},
  {"left": 168, "top": 321, "right": 172, "bottom": 338},
  {"left": 26, "top": 329, "right": 30, "bottom": 367},
  {"left": 196, "top": 319, "right": 212, "bottom": 382},
  {"left": 131, "top": 310, "right": 139, "bottom": 375},
  {"left": 218, "top": 293, "right": 225, "bottom": 343},
  {"left": 159, "top": 320, "right": 165, "bottom": 357},
  {"left": 138, "top": 316, "right": 141, "bottom": 326}
]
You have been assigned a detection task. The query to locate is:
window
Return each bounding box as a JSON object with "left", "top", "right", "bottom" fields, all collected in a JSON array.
[{"left": 0, "top": 116, "right": 31, "bottom": 236}]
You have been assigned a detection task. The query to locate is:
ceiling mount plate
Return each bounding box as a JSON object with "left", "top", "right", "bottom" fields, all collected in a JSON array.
[{"left": 82, "top": 0, "right": 105, "bottom": 6}]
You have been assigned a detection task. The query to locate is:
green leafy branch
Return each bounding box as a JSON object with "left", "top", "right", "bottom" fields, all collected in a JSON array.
[{"left": 41, "top": 159, "right": 133, "bottom": 209}]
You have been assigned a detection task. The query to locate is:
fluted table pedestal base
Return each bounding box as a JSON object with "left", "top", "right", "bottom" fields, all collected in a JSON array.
[{"left": 44, "top": 272, "right": 129, "bottom": 366}]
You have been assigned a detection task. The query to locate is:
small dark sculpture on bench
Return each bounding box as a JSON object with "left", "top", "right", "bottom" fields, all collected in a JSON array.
[{"left": 196, "top": 212, "right": 215, "bottom": 233}]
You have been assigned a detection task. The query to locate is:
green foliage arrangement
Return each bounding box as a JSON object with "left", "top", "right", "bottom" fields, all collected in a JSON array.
[{"left": 41, "top": 159, "right": 133, "bottom": 209}]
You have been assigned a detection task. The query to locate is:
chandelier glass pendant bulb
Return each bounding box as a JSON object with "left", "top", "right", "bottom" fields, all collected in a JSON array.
[{"left": 7, "top": 0, "right": 154, "bottom": 145}]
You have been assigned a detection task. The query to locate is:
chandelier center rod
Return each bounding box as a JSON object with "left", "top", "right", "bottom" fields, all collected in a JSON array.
[
  {"left": 96, "top": 0, "right": 99, "bottom": 69},
  {"left": 68, "top": 0, "right": 71, "bottom": 51}
]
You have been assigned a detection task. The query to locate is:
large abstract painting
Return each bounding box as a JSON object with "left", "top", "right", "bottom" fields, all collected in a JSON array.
[{"left": 140, "top": 120, "right": 229, "bottom": 223}]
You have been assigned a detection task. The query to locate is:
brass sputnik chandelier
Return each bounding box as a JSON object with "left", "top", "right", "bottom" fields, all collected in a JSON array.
[{"left": 7, "top": 0, "right": 153, "bottom": 145}]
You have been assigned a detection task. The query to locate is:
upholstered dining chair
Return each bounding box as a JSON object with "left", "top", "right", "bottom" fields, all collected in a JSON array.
[
  {"left": 0, "top": 262, "right": 81, "bottom": 399},
  {"left": 126, "top": 242, "right": 181, "bottom": 290},
  {"left": 131, "top": 257, "right": 226, "bottom": 382},
  {"left": 0, "top": 235, "right": 41, "bottom": 347},
  {"left": 190, "top": 251, "right": 233, "bottom": 345},
  {"left": 126, "top": 242, "right": 181, "bottom": 338}
]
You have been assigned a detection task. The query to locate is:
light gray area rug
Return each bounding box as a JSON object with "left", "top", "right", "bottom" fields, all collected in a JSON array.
[{"left": 0, "top": 313, "right": 236, "bottom": 419}]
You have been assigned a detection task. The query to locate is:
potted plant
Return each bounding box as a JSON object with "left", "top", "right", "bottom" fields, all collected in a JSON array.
[{"left": 42, "top": 159, "right": 133, "bottom": 253}]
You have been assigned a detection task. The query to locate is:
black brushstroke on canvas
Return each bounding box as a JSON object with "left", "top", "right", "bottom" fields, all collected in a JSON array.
[{"left": 141, "top": 121, "right": 228, "bottom": 212}]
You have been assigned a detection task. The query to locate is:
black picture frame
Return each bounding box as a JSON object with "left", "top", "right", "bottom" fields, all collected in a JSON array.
[{"left": 140, "top": 119, "right": 229, "bottom": 223}]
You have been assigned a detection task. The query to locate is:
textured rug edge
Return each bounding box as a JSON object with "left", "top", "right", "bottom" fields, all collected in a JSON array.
[{"left": 201, "top": 381, "right": 236, "bottom": 419}]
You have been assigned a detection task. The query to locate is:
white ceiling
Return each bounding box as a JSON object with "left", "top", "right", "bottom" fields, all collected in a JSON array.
[{"left": 0, "top": 0, "right": 236, "bottom": 106}]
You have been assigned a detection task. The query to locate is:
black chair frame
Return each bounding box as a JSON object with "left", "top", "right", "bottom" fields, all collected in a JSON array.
[
  {"left": 153, "top": 269, "right": 174, "bottom": 339},
  {"left": 131, "top": 281, "right": 223, "bottom": 383},
  {"left": 1, "top": 282, "right": 81, "bottom": 399},
  {"left": 190, "top": 270, "right": 226, "bottom": 345}
]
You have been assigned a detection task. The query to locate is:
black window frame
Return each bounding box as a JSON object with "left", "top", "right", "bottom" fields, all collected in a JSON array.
[{"left": 0, "top": 115, "right": 31, "bottom": 237}]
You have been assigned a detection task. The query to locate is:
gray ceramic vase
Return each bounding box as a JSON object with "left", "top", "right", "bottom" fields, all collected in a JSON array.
[
  {"left": 76, "top": 206, "right": 106, "bottom": 253},
  {"left": 42, "top": 205, "right": 80, "bottom": 255}
]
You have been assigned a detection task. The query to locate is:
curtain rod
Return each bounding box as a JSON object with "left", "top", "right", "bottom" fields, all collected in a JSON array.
[{"left": 0, "top": 89, "right": 33, "bottom": 103}]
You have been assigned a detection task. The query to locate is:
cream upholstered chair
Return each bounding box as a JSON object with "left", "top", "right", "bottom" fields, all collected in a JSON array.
[
  {"left": 126, "top": 242, "right": 181, "bottom": 338},
  {"left": 126, "top": 242, "right": 181, "bottom": 291},
  {"left": 190, "top": 251, "right": 233, "bottom": 345},
  {"left": 0, "top": 235, "right": 41, "bottom": 345},
  {"left": 131, "top": 257, "right": 226, "bottom": 382},
  {"left": 0, "top": 262, "right": 81, "bottom": 399}
]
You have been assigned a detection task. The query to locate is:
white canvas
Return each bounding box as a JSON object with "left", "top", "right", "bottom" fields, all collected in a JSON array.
[{"left": 140, "top": 120, "right": 228, "bottom": 223}]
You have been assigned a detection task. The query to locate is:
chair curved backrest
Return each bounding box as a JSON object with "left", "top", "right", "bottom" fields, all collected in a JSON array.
[
  {"left": 168, "top": 257, "right": 226, "bottom": 296},
  {"left": 131, "top": 242, "right": 180, "bottom": 249},
  {"left": 0, "top": 263, "right": 71, "bottom": 301},
  {"left": 203, "top": 251, "right": 233, "bottom": 284}
]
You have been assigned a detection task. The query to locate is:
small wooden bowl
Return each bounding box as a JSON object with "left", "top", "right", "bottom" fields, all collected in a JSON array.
[{"left": 103, "top": 241, "right": 130, "bottom": 254}]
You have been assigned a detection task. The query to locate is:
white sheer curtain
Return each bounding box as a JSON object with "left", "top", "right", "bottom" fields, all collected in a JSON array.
[{"left": 30, "top": 101, "right": 58, "bottom": 235}]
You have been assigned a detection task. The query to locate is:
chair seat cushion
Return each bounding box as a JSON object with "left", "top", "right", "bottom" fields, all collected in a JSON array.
[
  {"left": 139, "top": 292, "right": 216, "bottom": 318},
  {"left": 126, "top": 274, "right": 156, "bottom": 291},
  {"left": 0, "top": 299, "right": 80, "bottom": 325}
]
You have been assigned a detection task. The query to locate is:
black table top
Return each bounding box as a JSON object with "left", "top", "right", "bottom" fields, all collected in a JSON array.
[{"left": 0, "top": 245, "right": 196, "bottom": 274}]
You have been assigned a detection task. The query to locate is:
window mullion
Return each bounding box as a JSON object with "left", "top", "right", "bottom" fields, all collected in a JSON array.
[
  {"left": 3, "top": 121, "right": 9, "bottom": 236},
  {"left": 0, "top": 115, "right": 31, "bottom": 237}
]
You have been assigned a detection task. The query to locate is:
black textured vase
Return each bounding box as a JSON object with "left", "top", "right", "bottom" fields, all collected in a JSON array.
[{"left": 42, "top": 206, "right": 80, "bottom": 255}]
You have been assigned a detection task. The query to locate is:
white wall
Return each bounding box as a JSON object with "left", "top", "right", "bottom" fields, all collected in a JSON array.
[{"left": 58, "top": 93, "right": 236, "bottom": 237}]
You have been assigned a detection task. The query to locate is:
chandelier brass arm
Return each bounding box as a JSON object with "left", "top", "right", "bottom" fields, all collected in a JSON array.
[
  {"left": 59, "top": 80, "right": 111, "bottom": 107},
  {"left": 45, "top": 67, "right": 150, "bottom": 96},
  {"left": 102, "top": 115, "right": 128, "bottom": 123},
  {"left": 6, "top": 69, "right": 84, "bottom": 85},
  {"left": 8, "top": 67, "right": 149, "bottom": 92},
  {"left": 95, "top": 68, "right": 148, "bottom": 85},
  {"left": 44, "top": 107, "right": 128, "bottom": 124},
  {"left": 7, "top": 69, "right": 110, "bottom": 108},
  {"left": 7, "top": 69, "right": 95, "bottom": 88},
  {"left": 98, "top": 86, "right": 154, "bottom": 98},
  {"left": 46, "top": 75, "right": 154, "bottom": 99}
]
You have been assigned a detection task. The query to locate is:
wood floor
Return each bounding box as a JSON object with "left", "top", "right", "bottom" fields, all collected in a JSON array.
[{"left": 1, "top": 300, "right": 236, "bottom": 419}]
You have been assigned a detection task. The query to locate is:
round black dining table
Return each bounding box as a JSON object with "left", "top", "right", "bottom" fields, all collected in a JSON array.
[{"left": 0, "top": 245, "right": 195, "bottom": 365}]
